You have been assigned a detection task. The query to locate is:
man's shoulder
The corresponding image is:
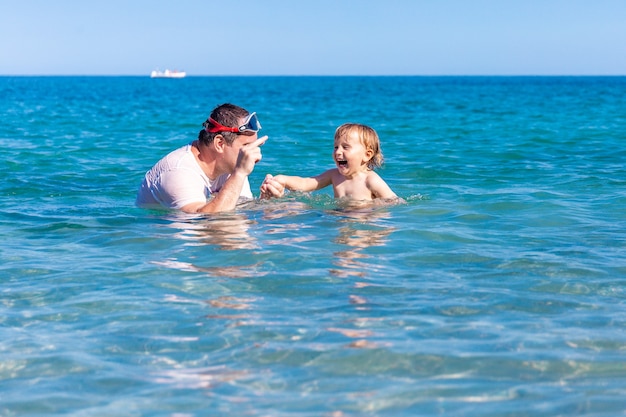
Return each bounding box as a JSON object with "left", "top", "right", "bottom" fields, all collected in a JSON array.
[
  {"left": 164, "top": 143, "right": 193, "bottom": 160},
  {"left": 154, "top": 143, "right": 195, "bottom": 169}
]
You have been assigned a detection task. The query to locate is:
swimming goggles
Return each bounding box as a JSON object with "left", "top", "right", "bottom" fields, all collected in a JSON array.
[{"left": 206, "top": 112, "right": 262, "bottom": 134}]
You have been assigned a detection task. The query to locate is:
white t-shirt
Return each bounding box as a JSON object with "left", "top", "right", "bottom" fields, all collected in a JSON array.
[{"left": 136, "top": 143, "right": 253, "bottom": 210}]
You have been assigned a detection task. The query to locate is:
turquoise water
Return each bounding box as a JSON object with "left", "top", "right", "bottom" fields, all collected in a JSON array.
[{"left": 2, "top": 76, "right": 626, "bottom": 416}]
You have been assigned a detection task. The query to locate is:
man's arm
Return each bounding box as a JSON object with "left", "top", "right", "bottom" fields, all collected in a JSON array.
[
  {"left": 180, "top": 170, "right": 248, "bottom": 213},
  {"left": 183, "top": 136, "right": 267, "bottom": 213}
]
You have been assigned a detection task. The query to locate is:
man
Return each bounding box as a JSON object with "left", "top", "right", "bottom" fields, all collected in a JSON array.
[{"left": 136, "top": 103, "right": 281, "bottom": 213}]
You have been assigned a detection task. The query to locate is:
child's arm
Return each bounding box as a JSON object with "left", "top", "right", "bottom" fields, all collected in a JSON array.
[
  {"left": 367, "top": 172, "right": 398, "bottom": 199},
  {"left": 275, "top": 169, "right": 333, "bottom": 192}
]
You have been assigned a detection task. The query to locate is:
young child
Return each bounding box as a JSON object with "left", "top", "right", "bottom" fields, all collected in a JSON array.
[{"left": 261, "top": 123, "right": 398, "bottom": 201}]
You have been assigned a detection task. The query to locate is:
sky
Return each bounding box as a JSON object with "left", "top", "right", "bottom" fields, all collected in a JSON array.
[{"left": 1, "top": 0, "right": 625, "bottom": 76}]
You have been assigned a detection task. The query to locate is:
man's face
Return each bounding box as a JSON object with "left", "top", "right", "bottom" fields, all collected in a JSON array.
[{"left": 224, "top": 118, "right": 259, "bottom": 168}]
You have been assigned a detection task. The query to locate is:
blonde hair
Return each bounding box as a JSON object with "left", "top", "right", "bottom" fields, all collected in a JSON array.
[{"left": 334, "top": 123, "right": 384, "bottom": 169}]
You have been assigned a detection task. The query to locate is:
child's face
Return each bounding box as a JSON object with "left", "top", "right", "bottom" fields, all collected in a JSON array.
[{"left": 333, "top": 131, "right": 374, "bottom": 176}]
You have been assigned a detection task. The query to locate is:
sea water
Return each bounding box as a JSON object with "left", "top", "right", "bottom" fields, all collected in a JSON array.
[{"left": 1, "top": 76, "right": 625, "bottom": 416}]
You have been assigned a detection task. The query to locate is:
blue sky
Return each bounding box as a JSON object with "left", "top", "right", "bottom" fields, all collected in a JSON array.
[{"left": 1, "top": 0, "right": 625, "bottom": 76}]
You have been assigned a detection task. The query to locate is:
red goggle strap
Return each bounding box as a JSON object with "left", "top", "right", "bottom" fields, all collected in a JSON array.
[{"left": 205, "top": 117, "right": 239, "bottom": 133}]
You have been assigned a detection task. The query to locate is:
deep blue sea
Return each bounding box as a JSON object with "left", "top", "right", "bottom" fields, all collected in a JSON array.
[{"left": 1, "top": 76, "right": 626, "bottom": 416}]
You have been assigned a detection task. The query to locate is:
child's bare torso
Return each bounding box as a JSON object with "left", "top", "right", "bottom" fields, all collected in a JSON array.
[{"left": 330, "top": 169, "right": 377, "bottom": 200}]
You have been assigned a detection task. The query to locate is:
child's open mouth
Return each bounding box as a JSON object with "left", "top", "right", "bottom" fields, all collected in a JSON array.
[{"left": 337, "top": 160, "right": 348, "bottom": 167}]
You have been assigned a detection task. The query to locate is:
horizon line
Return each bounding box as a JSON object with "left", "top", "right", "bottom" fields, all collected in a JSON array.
[{"left": 2, "top": 73, "right": 626, "bottom": 77}]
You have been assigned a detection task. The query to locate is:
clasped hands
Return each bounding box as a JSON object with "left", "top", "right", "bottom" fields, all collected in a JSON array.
[{"left": 260, "top": 174, "right": 285, "bottom": 199}]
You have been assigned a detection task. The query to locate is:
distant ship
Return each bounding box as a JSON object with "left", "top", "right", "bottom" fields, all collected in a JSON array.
[{"left": 150, "top": 69, "right": 186, "bottom": 79}]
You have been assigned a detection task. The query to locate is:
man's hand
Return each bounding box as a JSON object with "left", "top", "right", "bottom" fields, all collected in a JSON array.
[{"left": 235, "top": 135, "right": 268, "bottom": 176}]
